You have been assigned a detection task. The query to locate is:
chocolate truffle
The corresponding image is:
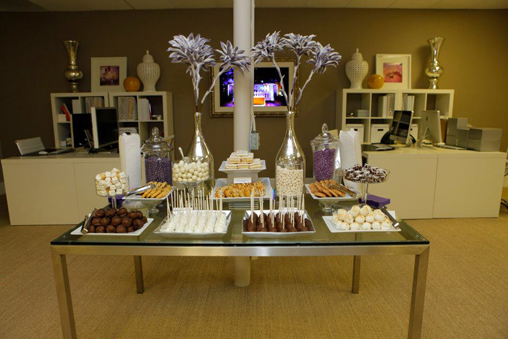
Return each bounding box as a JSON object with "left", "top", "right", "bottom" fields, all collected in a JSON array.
[
  {"left": 128, "top": 212, "right": 138, "bottom": 219},
  {"left": 127, "top": 226, "right": 135, "bottom": 233},
  {"left": 133, "top": 219, "right": 144, "bottom": 229},
  {"left": 118, "top": 208, "right": 128, "bottom": 217},
  {"left": 95, "top": 226, "right": 105, "bottom": 233},
  {"left": 115, "top": 225, "right": 127, "bottom": 233},
  {"left": 92, "top": 217, "right": 101, "bottom": 226},
  {"left": 105, "top": 208, "right": 117, "bottom": 217},
  {"left": 88, "top": 225, "right": 96, "bottom": 233},
  {"left": 100, "top": 217, "right": 111, "bottom": 226},
  {"left": 121, "top": 217, "right": 132, "bottom": 227},
  {"left": 136, "top": 211, "right": 144, "bottom": 219},
  {"left": 142, "top": 216, "right": 148, "bottom": 223},
  {"left": 94, "top": 209, "right": 105, "bottom": 217},
  {"left": 106, "top": 225, "right": 116, "bottom": 233},
  {"left": 111, "top": 216, "right": 122, "bottom": 226}
]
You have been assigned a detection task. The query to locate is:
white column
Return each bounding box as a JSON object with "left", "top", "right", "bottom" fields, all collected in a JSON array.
[{"left": 233, "top": 0, "right": 253, "bottom": 151}]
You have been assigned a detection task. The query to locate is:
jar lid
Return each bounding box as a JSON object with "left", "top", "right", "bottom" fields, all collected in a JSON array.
[
  {"left": 142, "top": 50, "right": 154, "bottom": 63},
  {"left": 352, "top": 48, "right": 363, "bottom": 61},
  {"left": 141, "top": 127, "right": 172, "bottom": 152},
  {"left": 311, "top": 123, "right": 339, "bottom": 146}
]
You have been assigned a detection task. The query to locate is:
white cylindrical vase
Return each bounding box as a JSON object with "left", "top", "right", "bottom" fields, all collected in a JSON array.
[
  {"left": 137, "top": 50, "right": 160, "bottom": 92},
  {"left": 345, "top": 48, "right": 368, "bottom": 89}
]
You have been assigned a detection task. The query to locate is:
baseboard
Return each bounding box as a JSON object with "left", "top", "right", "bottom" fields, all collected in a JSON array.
[{"left": 0, "top": 182, "right": 4, "bottom": 195}]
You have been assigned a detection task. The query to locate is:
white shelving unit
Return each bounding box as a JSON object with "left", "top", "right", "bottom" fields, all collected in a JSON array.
[
  {"left": 51, "top": 92, "right": 109, "bottom": 148},
  {"left": 337, "top": 89, "right": 454, "bottom": 144},
  {"left": 109, "top": 91, "right": 174, "bottom": 143}
]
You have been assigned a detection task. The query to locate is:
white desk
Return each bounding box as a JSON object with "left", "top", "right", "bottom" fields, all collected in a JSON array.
[
  {"left": 363, "top": 147, "right": 506, "bottom": 219},
  {"left": 2, "top": 152, "right": 120, "bottom": 225}
]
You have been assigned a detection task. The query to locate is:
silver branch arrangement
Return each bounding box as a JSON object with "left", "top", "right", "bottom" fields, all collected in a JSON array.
[
  {"left": 168, "top": 33, "right": 251, "bottom": 113},
  {"left": 251, "top": 32, "right": 342, "bottom": 111}
]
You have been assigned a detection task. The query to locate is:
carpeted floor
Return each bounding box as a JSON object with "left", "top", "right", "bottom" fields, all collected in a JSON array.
[{"left": 0, "top": 193, "right": 507, "bottom": 339}]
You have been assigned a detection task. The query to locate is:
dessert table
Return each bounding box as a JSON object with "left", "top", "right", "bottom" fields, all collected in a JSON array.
[{"left": 51, "top": 196, "right": 430, "bottom": 339}]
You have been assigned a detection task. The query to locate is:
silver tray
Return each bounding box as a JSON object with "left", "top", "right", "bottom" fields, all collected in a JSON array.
[
  {"left": 242, "top": 210, "right": 316, "bottom": 238},
  {"left": 153, "top": 210, "right": 232, "bottom": 239},
  {"left": 212, "top": 178, "right": 272, "bottom": 202},
  {"left": 305, "top": 184, "right": 358, "bottom": 202},
  {"left": 71, "top": 218, "right": 154, "bottom": 237},
  {"left": 123, "top": 186, "right": 174, "bottom": 202}
]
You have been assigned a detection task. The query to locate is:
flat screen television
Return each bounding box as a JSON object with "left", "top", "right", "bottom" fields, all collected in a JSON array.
[
  {"left": 71, "top": 113, "right": 92, "bottom": 148},
  {"left": 388, "top": 110, "right": 413, "bottom": 144},
  {"left": 91, "top": 107, "right": 119, "bottom": 149},
  {"left": 419, "top": 110, "right": 442, "bottom": 144}
]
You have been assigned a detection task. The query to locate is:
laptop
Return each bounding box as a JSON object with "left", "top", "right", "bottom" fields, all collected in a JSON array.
[{"left": 15, "top": 137, "right": 74, "bottom": 156}]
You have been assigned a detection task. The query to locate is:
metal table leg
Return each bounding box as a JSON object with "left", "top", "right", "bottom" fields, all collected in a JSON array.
[
  {"left": 134, "top": 256, "right": 144, "bottom": 294},
  {"left": 51, "top": 249, "right": 77, "bottom": 339},
  {"left": 352, "top": 255, "right": 361, "bottom": 294},
  {"left": 408, "top": 247, "right": 430, "bottom": 339},
  {"left": 234, "top": 257, "right": 251, "bottom": 287}
]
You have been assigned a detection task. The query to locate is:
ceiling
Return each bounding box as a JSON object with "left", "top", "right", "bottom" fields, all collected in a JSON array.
[{"left": 2, "top": 0, "right": 508, "bottom": 11}]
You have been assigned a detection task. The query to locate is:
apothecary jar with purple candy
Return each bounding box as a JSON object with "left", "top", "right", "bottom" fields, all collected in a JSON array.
[
  {"left": 310, "top": 123, "right": 341, "bottom": 182},
  {"left": 141, "top": 127, "right": 172, "bottom": 184}
]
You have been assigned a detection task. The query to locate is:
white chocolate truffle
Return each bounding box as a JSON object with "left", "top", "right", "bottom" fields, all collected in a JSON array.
[
  {"left": 365, "top": 213, "right": 375, "bottom": 223},
  {"left": 381, "top": 221, "right": 392, "bottom": 230},
  {"left": 340, "top": 222, "right": 350, "bottom": 231},
  {"left": 350, "top": 222, "right": 360, "bottom": 230},
  {"left": 360, "top": 205, "right": 372, "bottom": 216},
  {"left": 355, "top": 215, "right": 365, "bottom": 224},
  {"left": 344, "top": 213, "right": 354, "bottom": 224},
  {"left": 372, "top": 221, "right": 381, "bottom": 230},
  {"left": 336, "top": 209, "right": 348, "bottom": 221},
  {"left": 332, "top": 214, "right": 342, "bottom": 226},
  {"left": 375, "top": 212, "right": 386, "bottom": 222},
  {"left": 361, "top": 222, "right": 371, "bottom": 230},
  {"left": 349, "top": 205, "right": 361, "bottom": 217}
]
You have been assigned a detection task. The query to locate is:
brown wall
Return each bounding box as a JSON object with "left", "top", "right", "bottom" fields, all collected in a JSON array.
[{"left": 0, "top": 8, "right": 507, "bottom": 178}]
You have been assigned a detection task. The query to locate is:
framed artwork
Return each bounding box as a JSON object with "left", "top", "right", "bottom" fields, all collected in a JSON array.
[
  {"left": 210, "top": 57, "right": 297, "bottom": 117},
  {"left": 375, "top": 54, "right": 411, "bottom": 89},
  {"left": 91, "top": 57, "right": 127, "bottom": 92}
]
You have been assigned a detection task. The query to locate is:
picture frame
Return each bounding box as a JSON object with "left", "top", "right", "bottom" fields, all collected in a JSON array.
[
  {"left": 91, "top": 57, "right": 127, "bottom": 92},
  {"left": 210, "top": 57, "right": 298, "bottom": 118},
  {"left": 375, "top": 54, "right": 412, "bottom": 89}
]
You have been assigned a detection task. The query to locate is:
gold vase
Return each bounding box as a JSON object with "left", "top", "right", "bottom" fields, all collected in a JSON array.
[{"left": 63, "top": 40, "right": 83, "bottom": 92}]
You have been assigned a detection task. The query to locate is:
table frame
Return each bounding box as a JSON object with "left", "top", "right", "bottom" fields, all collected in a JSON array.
[{"left": 51, "top": 243, "right": 429, "bottom": 339}]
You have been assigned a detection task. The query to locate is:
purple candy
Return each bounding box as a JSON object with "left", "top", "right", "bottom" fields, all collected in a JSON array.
[
  {"left": 145, "top": 156, "right": 172, "bottom": 184},
  {"left": 313, "top": 148, "right": 336, "bottom": 181}
]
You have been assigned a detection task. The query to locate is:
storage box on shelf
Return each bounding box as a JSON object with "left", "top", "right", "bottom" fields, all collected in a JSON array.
[
  {"left": 109, "top": 91, "right": 174, "bottom": 143},
  {"left": 337, "top": 89, "right": 454, "bottom": 144},
  {"left": 51, "top": 92, "right": 109, "bottom": 148}
]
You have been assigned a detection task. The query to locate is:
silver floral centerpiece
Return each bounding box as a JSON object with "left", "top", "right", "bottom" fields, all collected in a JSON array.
[
  {"left": 168, "top": 34, "right": 250, "bottom": 193},
  {"left": 251, "top": 32, "right": 341, "bottom": 196}
]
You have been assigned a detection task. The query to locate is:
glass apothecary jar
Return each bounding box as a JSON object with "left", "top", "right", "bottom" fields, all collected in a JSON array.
[
  {"left": 141, "top": 127, "right": 172, "bottom": 184},
  {"left": 275, "top": 110, "right": 305, "bottom": 197},
  {"left": 310, "top": 123, "right": 340, "bottom": 182}
]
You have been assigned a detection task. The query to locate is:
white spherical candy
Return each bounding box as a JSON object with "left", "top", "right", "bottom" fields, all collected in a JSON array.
[
  {"left": 372, "top": 221, "right": 381, "bottom": 230},
  {"left": 355, "top": 215, "right": 365, "bottom": 224},
  {"left": 275, "top": 166, "right": 304, "bottom": 196},
  {"left": 336, "top": 209, "right": 348, "bottom": 221},
  {"left": 344, "top": 213, "right": 354, "bottom": 224},
  {"left": 350, "top": 222, "right": 360, "bottom": 230},
  {"left": 381, "top": 221, "right": 392, "bottom": 230},
  {"left": 375, "top": 212, "right": 386, "bottom": 222},
  {"left": 333, "top": 214, "right": 342, "bottom": 225},
  {"left": 365, "top": 213, "right": 375, "bottom": 223},
  {"left": 361, "top": 222, "right": 371, "bottom": 230},
  {"left": 360, "top": 205, "right": 372, "bottom": 216},
  {"left": 340, "top": 222, "right": 350, "bottom": 230},
  {"left": 349, "top": 205, "right": 360, "bottom": 217}
]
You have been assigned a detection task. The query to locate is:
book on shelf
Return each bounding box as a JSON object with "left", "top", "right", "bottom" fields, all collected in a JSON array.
[
  {"left": 378, "top": 95, "right": 394, "bottom": 118},
  {"left": 138, "top": 98, "right": 152, "bottom": 121},
  {"left": 71, "top": 99, "right": 82, "bottom": 114},
  {"left": 84, "top": 97, "right": 104, "bottom": 113},
  {"left": 402, "top": 94, "right": 415, "bottom": 112},
  {"left": 60, "top": 103, "right": 71, "bottom": 121}
]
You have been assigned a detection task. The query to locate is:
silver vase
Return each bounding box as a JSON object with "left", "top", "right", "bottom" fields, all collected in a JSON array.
[
  {"left": 425, "top": 37, "right": 445, "bottom": 89},
  {"left": 63, "top": 40, "right": 83, "bottom": 92}
]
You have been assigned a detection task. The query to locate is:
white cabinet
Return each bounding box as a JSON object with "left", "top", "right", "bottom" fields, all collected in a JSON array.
[
  {"left": 51, "top": 92, "right": 109, "bottom": 148},
  {"left": 338, "top": 89, "right": 454, "bottom": 144},
  {"left": 109, "top": 91, "right": 174, "bottom": 143}
]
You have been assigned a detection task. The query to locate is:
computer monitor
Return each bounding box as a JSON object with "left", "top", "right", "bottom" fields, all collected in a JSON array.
[
  {"left": 419, "top": 110, "right": 442, "bottom": 144},
  {"left": 388, "top": 110, "right": 413, "bottom": 144},
  {"left": 71, "top": 113, "right": 92, "bottom": 148},
  {"left": 91, "top": 107, "right": 119, "bottom": 149}
]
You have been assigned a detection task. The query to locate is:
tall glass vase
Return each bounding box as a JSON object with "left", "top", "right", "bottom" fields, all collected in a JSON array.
[
  {"left": 425, "top": 37, "right": 445, "bottom": 89},
  {"left": 178, "top": 112, "right": 214, "bottom": 195},
  {"left": 275, "top": 110, "right": 305, "bottom": 197}
]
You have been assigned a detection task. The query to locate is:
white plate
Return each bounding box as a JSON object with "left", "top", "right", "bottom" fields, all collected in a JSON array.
[
  {"left": 153, "top": 210, "right": 232, "bottom": 239},
  {"left": 123, "top": 186, "right": 174, "bottom": 202},
  {"left": 71, "top": 218, "right": 154, "bottom": 236},
  {"left": 305, "top": 184, "right": 358, "bottom": 201},
  {"left": 218, "top": 160, "right": 266, "bottom": 173},
  {"left": 212, "top": 178, "right": 272, "bottom": 202},
  {"left": 242, "top": 210, "right": 316, "bottom": 238},
  {"left": 322, "top": 212, "right": 401, "bottom": 233}
]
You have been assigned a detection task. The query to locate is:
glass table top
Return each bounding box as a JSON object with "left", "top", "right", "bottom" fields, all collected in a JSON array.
[{"left": 51, "top": 196, "right": 428, "bottom": 247}]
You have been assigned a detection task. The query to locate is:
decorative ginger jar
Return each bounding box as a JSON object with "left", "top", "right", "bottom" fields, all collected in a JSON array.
[
  {"left": 137, "top": 50, "right": 160, "bottom": 92},
  {"left": 345, "top": 48, "right": 368, "bottom": 89}
]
